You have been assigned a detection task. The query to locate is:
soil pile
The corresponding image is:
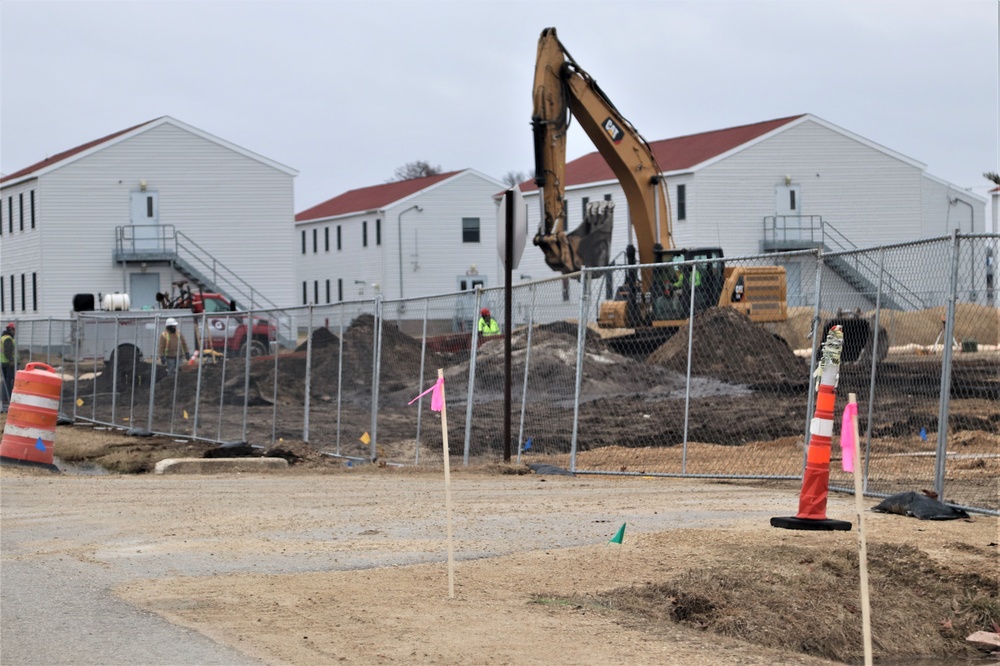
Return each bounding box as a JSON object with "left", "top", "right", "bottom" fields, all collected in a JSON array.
[{"left": 647, "top": 307, "right": 808, "bottom": 389}]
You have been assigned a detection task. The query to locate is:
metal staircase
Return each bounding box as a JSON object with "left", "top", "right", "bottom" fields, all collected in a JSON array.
[
  {"left": 114, "top": 225, "right": 295, "bottom": 346},
  {"left": 762, "top": 216, "right": 925, "bottom": 311}
]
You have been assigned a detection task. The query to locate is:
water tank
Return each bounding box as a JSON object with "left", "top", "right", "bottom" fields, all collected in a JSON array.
[{"left": 101, "top": 293, "right": 131, "bottom": 311}]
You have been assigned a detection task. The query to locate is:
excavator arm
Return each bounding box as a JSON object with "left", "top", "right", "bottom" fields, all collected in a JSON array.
[{"left": 532, "top": 27, "right": 673, "bottom": 278}]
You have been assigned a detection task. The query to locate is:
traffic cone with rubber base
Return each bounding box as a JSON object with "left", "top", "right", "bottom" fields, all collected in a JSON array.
[
  {"left": 772, "top": 325, "right": 851, "bottom": 531},
  {"left": 0, "top": 362, "right": 62, "bottom": 473}
]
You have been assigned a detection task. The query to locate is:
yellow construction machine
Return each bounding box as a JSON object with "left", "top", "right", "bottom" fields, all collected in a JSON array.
[{"left": 531, "top": 27, "right": 787, "bottom": 355}]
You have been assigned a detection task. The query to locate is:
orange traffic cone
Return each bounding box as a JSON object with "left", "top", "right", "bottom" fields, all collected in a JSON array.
[
  {"left": 771, "top": 325, "right": 851, "bottom": 531},
  {"left": 0, "top": 362, "right": 62, "bottom": 472}
]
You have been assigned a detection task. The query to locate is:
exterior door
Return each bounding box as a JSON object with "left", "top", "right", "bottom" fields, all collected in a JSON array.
[
  {"left": 774, "top": 184, "right": 802, "bottom": 240},
  {"left": 129, "top": 273, "right": 160, "bottom": 309},
  {"left": 130, "top": 191, "right": 160, "bottom": 251}
]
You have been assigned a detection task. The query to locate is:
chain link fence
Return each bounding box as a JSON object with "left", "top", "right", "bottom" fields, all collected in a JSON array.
[{"left": 2, "top": 234, "right": 996, "bottom": 513}]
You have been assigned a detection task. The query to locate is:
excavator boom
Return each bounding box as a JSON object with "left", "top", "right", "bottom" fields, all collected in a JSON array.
[{"left": 532, "top": 27, "right": 672, "bottom": 279}]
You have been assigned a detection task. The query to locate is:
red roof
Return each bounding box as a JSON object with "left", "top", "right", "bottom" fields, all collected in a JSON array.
[
  {"left": 296, "top": 171, "right": 462, "bottom": 221},
  {"left": 519, "top": 115, "right": 805, "bottom": 191},
  {"left": 1, "top": 118, "right": 161, "bottom": 184}
]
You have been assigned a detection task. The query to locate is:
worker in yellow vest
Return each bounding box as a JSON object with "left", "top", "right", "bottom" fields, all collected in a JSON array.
[
  {"left": 1, "top": 323, "right": 14, "bottom": 408},
  {"left": 478, "top": 308, "right": 500, "bottom": 337},
  {"left": 157, "top": 318, "right": 191, "bottom": 376}
]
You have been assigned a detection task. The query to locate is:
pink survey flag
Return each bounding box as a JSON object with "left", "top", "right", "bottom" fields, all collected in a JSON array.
[
  {"left": 408, "top": 376, "right": 445, "bottom": 412},
  {"left": 840, "top": 402, "right": 858, "bottom": 472}
]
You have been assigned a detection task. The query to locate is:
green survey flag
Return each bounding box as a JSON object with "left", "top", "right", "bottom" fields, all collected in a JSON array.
[{"left": 608, "top": 523, "right": 626, "bottom": 544}]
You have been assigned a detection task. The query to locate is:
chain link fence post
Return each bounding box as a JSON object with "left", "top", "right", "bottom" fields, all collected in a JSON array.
[
  {"left": 569, "top": 271, "right": 591, "bottom": 472},
  {"left": 934, "top": 230, "right": 961, "bottom": 497}
]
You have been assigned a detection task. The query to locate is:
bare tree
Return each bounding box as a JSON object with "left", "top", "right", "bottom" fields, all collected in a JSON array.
[
  {"left": 501, "top": 170, "right": 530, "bottom": 188},
  {"left": 389, "top": 161, "right": 442, "bottom": 182},
  {"left": 984, "top": 172, "right": 1000, "bottom": 186}
]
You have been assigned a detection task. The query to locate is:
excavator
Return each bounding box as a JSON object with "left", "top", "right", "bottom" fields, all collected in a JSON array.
[{"left": 531, "top": 27, "right": 788, "bottom": 357}]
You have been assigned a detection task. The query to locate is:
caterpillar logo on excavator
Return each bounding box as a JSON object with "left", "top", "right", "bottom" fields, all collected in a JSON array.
[{"left": 530, "top": 27, "right": 793, "bottom": 357}]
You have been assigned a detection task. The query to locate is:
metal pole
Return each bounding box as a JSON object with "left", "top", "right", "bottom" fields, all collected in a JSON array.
[
  {"left": 863, "top": 248, "right": 886, "bottom": 491},
  {"left": 147, "top": 315, "right": 161, "bottom": 433},
  {"left": 415, "top": 298, "right": 429, "bottom": 464},
  {"left": 370, "top": 297, "right": 383, "bottom": 461},
  {"left": 335, "top": 306, "right": 345, "bottom": 455},
  {"left": 681, "top": 259, "right": 698, "bottom": 475},
  {"left": 569, "top": 272, "right": 590, "bottom": 472},
  {"left": 516, "top": 284, "right": 537, "bottom": 464},
  {"left": 934, "top": 230, "right": 961, "bottom": 498},
  {"left": 111, "top": 316, "right": 120, "bottom": 425},
  {"left": 217, "top": 319, "right": 229, "bottom": 441},
  {"left": 271, "top": 333, "right": 279, "bottom": 446},
  {"left": 304, "top": 306, "right": 313, "bottom": 443},
  {"left": 802, "top": 251, "right": 824, "bottom": 472},
  {"left": 72, "top": 320, "right": 81, "bottom": 421},
  {"left": 193, "top": 313, "right": 207, "bottom": 439},
  {"left": 463, "top": 288, "right": 483, "bottom": 466},
  {"left": 128, "top": 318, "right": 140, "bottom": 428},
  {"left": 242, "top": 310, "right": 253, "bottom": 442},
  {"left": 504, "top": 190, "right": 514, "bottom": 463}
]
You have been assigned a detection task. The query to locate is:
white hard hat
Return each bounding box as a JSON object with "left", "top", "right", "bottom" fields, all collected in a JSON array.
[{"left": 165, "top": 318, "right": 179, "bottom": 327}]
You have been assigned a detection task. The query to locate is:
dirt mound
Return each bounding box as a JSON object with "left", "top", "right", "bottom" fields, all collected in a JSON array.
[{"left": 647, "top": 307, "right": 808, "bottom": 388}]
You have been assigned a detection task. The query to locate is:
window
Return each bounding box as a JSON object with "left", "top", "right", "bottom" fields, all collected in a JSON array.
[
  {"left": 362, "top": 221, "right": 368, "bottom": 247},
  {"left": 581, "top": 197, "right": 589, "bottom": 220},
  {"left": 301, "top": 230, "right": 306, "bottom": 254},
  {"left": 604, "top": 194, "right": 612, "bottom": 201},
  {"left": 337, "top": 225, "right": 342, "bottom": 250},
  {"left": 677, "top": 184, "right": 686, "bottom": 221},
  {"left": 19, "top": 193, "right": 24, "bottom": 231},
  {"left": 462, "top": 217, "right": 480, "bottom": 243},
  {"left": 30, "top": 190, "right": 35, "bottom": 229},
  {"left": 302, "top": 281, "right": 308, "bottom": 305},
  {"left": 1, "top": 276, "right": 4, "bottom": 311},
  {"left": 20, "top": 273, "right": 26, "bottom": 311},
  {"left": 338, "top": 278, "right": 343, "bottom": 302},
  {"left": 314, "top": 280, "right": 319, "bottom": 304},
  {"left": 325, "top": 279, "right": 331, "bottom": 304},
  {"left": 8, "top": 197, "right": 12, "bottom": 233},
  {"left": 324, "top": 227, "right": 330, "bottom": 252},
  {"left": 32, "top": 273, "right": 37, "bottom": 311},
  {"left": 376, "top": 218, "right": 381, "bottom": 246},
  {"left": 9, "top": 274, "right": 14, "bottom": 311},
  {"left": 313, "top": 228, "right": 318, "bottom": 253},
  {"left": 789, "top": 189, "right": 797, "bottom": 211},
  {"left": 562, "top": 278, "right": 570, "bottom": 302}
]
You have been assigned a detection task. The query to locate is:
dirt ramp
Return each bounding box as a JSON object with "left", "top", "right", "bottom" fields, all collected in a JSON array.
[{"left": 647, "top": 308, "right": 808, "bottom": 389}]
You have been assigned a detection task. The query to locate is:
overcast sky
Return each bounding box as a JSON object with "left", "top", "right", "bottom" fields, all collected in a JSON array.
[{"left": 2, "top": 0, "right": 997, "bottom": 226}]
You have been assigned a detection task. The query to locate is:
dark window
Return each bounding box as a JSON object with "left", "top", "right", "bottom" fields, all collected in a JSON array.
[
  {"left": 314, "top": 280, "right": 319, "bottom": 304},
  {"left": 20, "top": 273, "right": 26, "bottom": 311},
  {"left": 32, "top": 273, "right": 37, "bottom": 311},
  {"left": 337, "top": 225, "right": 342, "bottom": 250},
  {"left": 313, "top": 228, "right": 318, "bottom": 253},
  {"left": 324, "top": 227, "right": 330, "bottom": 252},
  {"left": 301, "top": 230, "right": 306, "bottom": 254},
  {"left": 677, "top": 184, "right": 686, "bottom": 221},
  {"left": 789, "top": 190, "right": 797, "bottom": 211},
  {"left": 562, "top": 278, "right": 570, "bottom": 301},
  {"left": 376, "top": 219, "right": 381, "bottom": 246},
  {"left": 338, "top": 278, "right": 343, "bottom": 302},
  {"left": 462, "top": 217, "right": 480, "bottom": 243},
  {"left": 30, "top": 190, "right": 35, "bottom": 229},
  {"left": 302, "top": 281, "right": 308, "bottom": 305},
  {"left": 1, "top": 276, "right": 4, "bottom": 311},
  {"left": 325, "top": 279, "right": 331, "bottom": 304},
  {"left": 362, "top": 221, "right": 368, "bottom": 247},
  {"left": 581, "top": 197, "right": 589, "bottom": 221},
  {"left": 7, "top": 197, "right": 12, "bottom": 233},
  {"left": 19, "top": 193, "right": 24, "bottom": 230},
  {"left": 9, "top": 274, "right": 14, "bottom": 311},
  {"left": 146, "top": 196, "right": 153, "bottom": 218},
  {"left": 604, "top": 193, "right": 612, "bottom": 201}
]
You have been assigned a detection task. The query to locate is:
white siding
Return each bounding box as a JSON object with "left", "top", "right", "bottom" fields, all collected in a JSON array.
[{"left": 1, "top": 120, "right": 296, "bottom": 320}]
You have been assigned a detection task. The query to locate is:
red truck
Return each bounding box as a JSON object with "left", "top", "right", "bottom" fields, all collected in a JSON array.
[{"left": 155, "top": 282, "right": 277, "bottom": 356}]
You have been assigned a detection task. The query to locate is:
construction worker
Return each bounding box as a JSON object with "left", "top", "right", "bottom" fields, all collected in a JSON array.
[
  {"left": 157, "top": 318, "right": 190, "bottom": 376},
  {"left": 478, "top": 308, "right": 500, "bottom": 337},
  {"left": 1, "top": 323, "right": 14, "bottom": 409}
]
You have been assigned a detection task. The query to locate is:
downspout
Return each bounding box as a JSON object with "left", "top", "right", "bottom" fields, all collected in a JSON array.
[{"left": 398, "top": 205, "right": 422, "bottom": 299}]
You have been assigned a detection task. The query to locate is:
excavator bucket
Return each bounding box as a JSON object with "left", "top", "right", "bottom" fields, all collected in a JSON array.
[{"left": 534, "top": 200, "right": 615, "bottom": 274}]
